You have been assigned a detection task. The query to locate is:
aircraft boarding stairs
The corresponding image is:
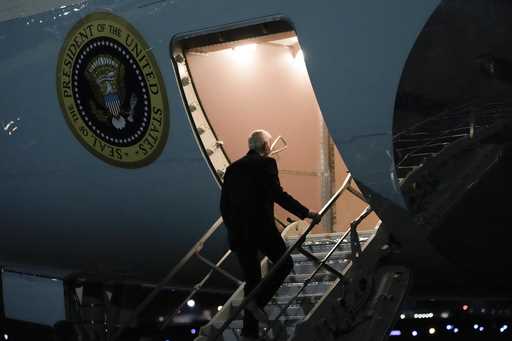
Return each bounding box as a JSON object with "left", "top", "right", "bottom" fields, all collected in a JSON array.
[
  {"left": 197, "top": 229, "right": 375, "bottom": 341},
  {"left": 393, "top": 101, "right": 510, "bottom": 223},
  {"left": 394, "top": 101, "right": 509, "bottom": 181},
  {"left": 113, "top": 174, "right": 411, "bottom": 341}
]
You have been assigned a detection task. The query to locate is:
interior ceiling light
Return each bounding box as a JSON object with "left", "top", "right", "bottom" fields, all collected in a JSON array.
[
  {"left": 231, "top": 43, "right": 257, "bottom": 62},
  {"left": 295, "top": 49, "right": 304, "bottom": 62},
  {"left": 233, "top": 43, "right": 257, "bottom": 54},
  {"left": 290, "top": 44, "right": 305, "bottom": 68}
]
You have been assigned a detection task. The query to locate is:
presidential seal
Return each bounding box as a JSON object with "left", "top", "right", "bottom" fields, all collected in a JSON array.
[{"left": 57, "top": 12, "right": 169, "bottom": 167}]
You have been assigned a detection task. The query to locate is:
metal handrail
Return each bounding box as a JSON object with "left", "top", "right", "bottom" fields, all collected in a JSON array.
[
  {"left": 260, "top": 188, "right": 376, "bottom": 339},
  {"left": 112, "top": 204, "right": 287, "bottom": 339},
  {"left": 159, "top": 249, "right": 235, "bottom": 330},
  {"left": 296, "top": 247, "right": 344, "bottom": 279},
  {"left": 394, "top": 103, "right": 511, "bottom": 167},
  {"left": 111, "top": 217, "right": 232, "bottom": 340},
  {"left": 269, "top": 135, "right": 288, "bottom": 156},
  {"left": 262, "top": 207, "right": 374, "bottom": 339},
  {"left": 195, "top": 251, "right": 242, "bottom": 285},
  {"left": 209, "top": 173, "right": 354, "bottom": 340}
]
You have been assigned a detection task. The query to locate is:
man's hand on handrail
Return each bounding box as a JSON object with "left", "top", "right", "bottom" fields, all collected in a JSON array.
[{"left": 306, "top": 211, "right": 321, "bottom": 225}]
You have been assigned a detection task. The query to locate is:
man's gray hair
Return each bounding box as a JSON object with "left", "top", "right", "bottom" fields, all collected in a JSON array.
[{"left": 248, "top": 129, "right": 272, "bottom": 153}]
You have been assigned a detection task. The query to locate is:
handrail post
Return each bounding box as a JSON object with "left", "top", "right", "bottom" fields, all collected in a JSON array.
[
  {"left": 350, "top": 206, "right": 373, "bottom": 260},
  {"left": 110, "top": 217, "right": 225, "bottom": 341}
]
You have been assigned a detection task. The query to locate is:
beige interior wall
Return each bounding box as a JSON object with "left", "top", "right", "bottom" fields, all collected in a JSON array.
[{"left": 186, "top": 40, "right": 379, "bottom": 234}]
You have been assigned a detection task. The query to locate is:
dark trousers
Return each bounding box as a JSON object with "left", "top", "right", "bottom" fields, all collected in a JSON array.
[{"left": 235, "top": 227, "right": 294, "bottom": 338}]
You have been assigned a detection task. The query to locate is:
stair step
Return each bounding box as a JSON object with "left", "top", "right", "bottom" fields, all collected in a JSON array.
[
  {"left": 293, "top": 257, "right": 350, "bottom": 275},
  {"left": 285, "top": 271, "right": 337, "bottom": 283},
  {"left": 287, "top": 236, "right": 371, "bottom": 254},
  {"left": 265, "top": 302, "right": 311, "bottom": 319},
  {"left": 270, "top": 292, "right": 325, "bottom": 305},
  {"left": 291, "top": 249, "right": 350, "bottom": 262},
  {"left": 276, "top": 280, "right": 334, "bottom": 298},
  {"left": 287, "top": 232, "right": 373, "bottom": 243}
]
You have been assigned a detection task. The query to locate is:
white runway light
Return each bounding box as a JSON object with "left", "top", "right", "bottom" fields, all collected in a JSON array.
[{"left": 187, "top": 299, "right": 195, "bottom": 308}]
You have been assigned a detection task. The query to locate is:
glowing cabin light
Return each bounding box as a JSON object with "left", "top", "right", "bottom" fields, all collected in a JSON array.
[
  {"left": 411, "top": 330, "right": 418, "bottom": 336},
  {"left": 462, "top": 304, "right": 469, "bottom": 311},
  {"left": 3, "top": 334, "right": 8, "bottom": 340},
  {"left": 217, "top": 305, "right": 223, "bottom": 311},
  {"left": 479, "top": 326, "right": 484, "bottom": 332},
  {"left": 191, "top": 328, "right": 197, "bottom": 335},
  {"left": 187, "top": 299, "right": 195, "bottom": 308},
  {"left": 473, "top": 324, "right": 479, "bottom": 330},
  {"left": 454, "top": 328, "right": 459, "bottom": 333},
  {"left": 231, "top": 43, "right": 257, "bottom": 62},
  {"left": 292, "top": 49, "right": 306, "bottom": 69},
  {"left": 234, "top": 43, "right": 256, "bottom": 53},
  {"left": 440, "top": 311, "right": 450, "bottom": 318},
  {"left": 400, "top": 314, "right": 406, "bottom": 319},
  {"left": 389, "top": 330, "right": 401, "bottom": 336},
  {"left": 295, "top": 49, "right": 304, "bottom": 62},
  {"left": 429, "top": 328, "right": 436, "bottom": 335},
  {"left": 446, "top": 324, "right": 453, "bottom": 330}
]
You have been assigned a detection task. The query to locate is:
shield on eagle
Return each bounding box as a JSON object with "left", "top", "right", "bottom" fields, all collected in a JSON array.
[{"left": 85, "top": 55, "right": 128, "bottom": 130}]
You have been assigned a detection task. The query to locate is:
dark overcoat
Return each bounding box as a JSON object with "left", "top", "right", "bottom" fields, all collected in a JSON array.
[{"left": 220, "top": 150, "right": 309, "bottom": 250}]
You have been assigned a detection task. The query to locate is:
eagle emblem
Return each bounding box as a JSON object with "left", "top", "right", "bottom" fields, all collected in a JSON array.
[{"left": 85, "top": 55, "right": 137, "bottom": 130}]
